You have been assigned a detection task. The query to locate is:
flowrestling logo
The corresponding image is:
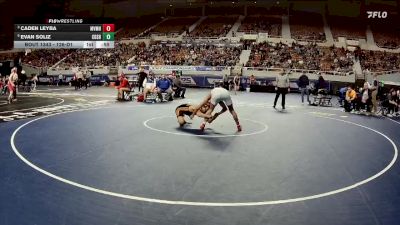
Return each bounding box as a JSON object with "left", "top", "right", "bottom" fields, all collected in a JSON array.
[{"left": 367, "top": 11, "right": 388, "bottom": 19}]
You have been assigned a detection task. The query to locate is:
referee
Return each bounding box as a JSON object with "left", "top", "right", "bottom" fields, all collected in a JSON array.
[{"left": 273, "top": 69, "right": 290, "bottom": 110}]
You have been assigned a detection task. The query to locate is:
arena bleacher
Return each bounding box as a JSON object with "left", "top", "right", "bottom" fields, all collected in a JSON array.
[
  {"left": 116, "top": 16, "right": 163, "bottom": 40},
  {"left": 246, "top": 42, "right": 354, "bottom": 72},
  {"left": 360, "top": 50, "right": 400, "bottom": 72},
  {"left": 189, "top": 16, "right": 238, "bottom": 38},
  {"left": 238, "top": 16, "right": 282, "bottom": 37},
  {"left": 129, "top": 42, "right": 242, "bottom": 66},
  {"left": 58, "top": 43, "right": 144, "bottom": 68},
  {"left": 173, "top": 7, "right": 203, "bottom": 17},
  {"left": 328, "top": 15, "right": 367, "bottom": 40},
  {"left": 150, "top": 17, "right": 200, "bottom": 36},
  {"left": 289, "top": 11, "right": 325, "bottom": 42},
  {"left": 246, "top": 5, "right": 286, "bottom": 16},
  {"left": 205, "top": 5, "right": 244, "bottom": 16},
  {"left": 0, "top": 52, "right": 19, "bottom": 61},
  {"left": 22, "top": 49, "right": 74, "bottom": 68},
  {"left": 370, "top": 15, "right": 400, "bottom": 49}
]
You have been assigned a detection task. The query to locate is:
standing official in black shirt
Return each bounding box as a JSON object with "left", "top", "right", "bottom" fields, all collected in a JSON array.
[{"left": 298, "top": 73, "right": 310, "bottom": 104}]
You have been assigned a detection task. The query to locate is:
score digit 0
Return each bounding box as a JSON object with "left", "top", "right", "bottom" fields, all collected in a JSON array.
[
  {"left": 102, "top": 24, "right": 115, "bottom": 32},
  {"left": 102, "top": 32, "right": 115, "bottom": 41}
]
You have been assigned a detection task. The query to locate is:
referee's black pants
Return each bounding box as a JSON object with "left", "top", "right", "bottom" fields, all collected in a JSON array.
[{"left": 274, "top": 87, "right": 288, "bottom": 108}]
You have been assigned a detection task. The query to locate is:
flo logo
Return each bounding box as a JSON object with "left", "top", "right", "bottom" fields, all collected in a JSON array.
[{"left": 367, "top": 11, "right": 388, "bottom": 18}]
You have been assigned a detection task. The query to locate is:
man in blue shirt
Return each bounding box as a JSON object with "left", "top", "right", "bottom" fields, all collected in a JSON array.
[
  {"left": 298, "top": 73, "right": 310, "bottom": 104},
  {"left": 338, "top": 86, "right": 348, "bottom": 107},
  {"left": 156, "top": 75, "right": 173, "bottom": 101}
]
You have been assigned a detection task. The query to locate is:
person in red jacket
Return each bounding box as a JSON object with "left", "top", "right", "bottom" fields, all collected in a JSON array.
[{"left": 116, "top": 74, "right": 130, "bottom": 100}]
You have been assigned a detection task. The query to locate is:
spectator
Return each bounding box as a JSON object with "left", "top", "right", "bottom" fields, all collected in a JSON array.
[
  {"left": 143, "top": 74, "right": 156, "bottom": 100},
  {"left": 387, "top": 88, "right": 399, "bottom": 117},
  {"left": 116, "top": 74, "right": 130, "bottom": 100},
  {"left": 1, "top": 76, "right": 9, "bottom": 95},
  {"left": 20, "top": 70, "right": 27, "bottom": 87},
  {"left": 72, "top": 73, "right": 78, "bottom": 90},
  {"left": 338, "top": 86, "right": 348, "bottom": 107},
  {"left": 156, "top": 74, "right": 173, "bottom": 101},
  {"left": 173, "top": 75, "right": 186, "bottom": 99},
  {"left": 0, "top": 77, "right": 7, "bottom": 95},
  {"left": 316, "top": 74, "right": 327, "bottom": 91},
  {"left": 370, "top": 77, "right": 379, "bottom": 114},
  {"left": 249, "top": 74, "right": 256, "bottom": 85},
  {"left": 75, "top": 70, "right": 83, "bottom": 90},
  {"left": 137, "top": 70, "right": 148, "bottom": 92},
  {"left": 49, "top": 76, "right": 54, "bottom": 86},
  {"left": 222, "top": 74, "right": 230, "bottom": 90},
  {"left": 31, "top": 74, "right": 38, "bottom": 92},
  {"left": 7, "top": 68, "right": 18, "bottom": 103},
  {"left": 233, "top": 74, "right": 241, "bottom": 94},
  {"left": 82, "top": 71, "right": 89, "bottom": 89},
  {"left": 298, "top": 73, "right": 310, "bottom": 104},
  {"left": 85, "top": 71, "right": 92, "bottom": 88},
  {"left": 344, "top": 85, "right": 357, "bottom": 112},
  {"left": 359, "top": 82, "right": 372, "bottom": 113},
  {"left": 0, "top": 75, "right": 4, "bottom": 93},
  {"left": 58, "top": 73, "right": 63, "bottom": 87}
]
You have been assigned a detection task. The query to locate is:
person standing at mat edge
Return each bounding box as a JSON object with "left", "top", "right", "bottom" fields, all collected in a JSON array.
[
  {"left": 191, "top": 87, "right": 242, "bottom": 132},
  {"left": 8, "top": 67, "right": 18, "bottom": 104},
  {"left": 298, "top": 72, "right": 310, "bottom": 104},
  {"left": 273, "top": 69, "right": 290, "bottom": 110}
]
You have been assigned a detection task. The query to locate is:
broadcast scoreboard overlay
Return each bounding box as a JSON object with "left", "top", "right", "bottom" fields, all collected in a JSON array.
[{"left": 14, "top": 19, "right": 115, "bottom": 49}]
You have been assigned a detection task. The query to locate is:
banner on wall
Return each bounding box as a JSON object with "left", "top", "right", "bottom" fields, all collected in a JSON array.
[
  {"left": 150, "top": 65, "right": 195, "bottom": 71},
  {"left": 206, "top": 77, "right": 221, "bottom": 85},
  {"left": 127, "top": 65, "right": 149, "bottom": 71},
  {"left": 126, "top": 65, "right": 227, "bottom": 72},
  {"left": 180, "top": 76, "right": 197, "bottom": 86},
  {"left": 36, "top": 73, "right": 303, "bottom": 90},
  {"left": 176, "top": 75, "right": 225, "bottom": 87},
  {"left": 127, "top": 65, "right": 139, "bottom": 71},
  {"left": 195, "top": 66, "right": 226, "bottom": 71},
  {"left": 38, "top": 77, "right": 50, "bottom": 83}
]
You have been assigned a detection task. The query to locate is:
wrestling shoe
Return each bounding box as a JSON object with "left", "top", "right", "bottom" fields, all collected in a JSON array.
[
  {"left": 200, "top": 123, "right": 206, "bottom": 131},
  {"left": 208, "top": 113, "right": 218, "bottom": 124},
  {"left": 237, "top": 124, "right": 242, "bottom": 132}
]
